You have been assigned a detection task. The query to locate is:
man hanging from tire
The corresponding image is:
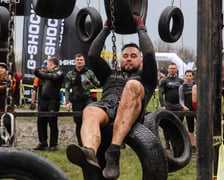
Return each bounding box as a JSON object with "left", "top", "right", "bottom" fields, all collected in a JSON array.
[{"left": 66, "top": 15, "right": 157, "bottom": 179}]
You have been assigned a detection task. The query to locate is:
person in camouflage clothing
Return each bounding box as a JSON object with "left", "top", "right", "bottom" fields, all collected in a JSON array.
[{"left": 64, "top": 53, "right": 101, "bottom": 145}]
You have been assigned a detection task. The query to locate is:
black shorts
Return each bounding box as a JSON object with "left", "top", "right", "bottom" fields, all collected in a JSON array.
[{"left": 87, "top": 94, "right": 146, "bottom": 122}]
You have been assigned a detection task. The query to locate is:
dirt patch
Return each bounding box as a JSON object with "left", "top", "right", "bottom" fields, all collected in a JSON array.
[{"left": 14, "top": 116, "right": 78, "bottom": 150}]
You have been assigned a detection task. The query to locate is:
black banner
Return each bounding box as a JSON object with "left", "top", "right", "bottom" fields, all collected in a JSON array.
[
  {"left": 22, "top": 1, "right": 45, "bottom": 85},
  {"left": 22, "top": 1, "right": 64, "bottom": 84}
]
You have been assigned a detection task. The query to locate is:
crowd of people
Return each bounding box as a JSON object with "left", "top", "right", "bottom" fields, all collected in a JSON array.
[
  {"left": 158, "top": 63, "right": 197, "bottom": 153},
  {"left": 0, "top": 15, "right": 199, "bottom": 180}
]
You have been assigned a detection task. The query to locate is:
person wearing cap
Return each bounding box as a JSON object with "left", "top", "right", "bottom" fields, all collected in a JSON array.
[
  {"left": 0, "top": 62, "right": 16, "bottom": 140},
  {"left": 30, "top": 60, "right": 48, "bottom": 110},
  {"left": 64, "top": 53, "right": 101, "bottom": 146},
  {"left": 34, "top": 57, "right": 64, "bottom": 151},
  {"left": 30, "top": 60, "right": 48, "bottom": 150}
]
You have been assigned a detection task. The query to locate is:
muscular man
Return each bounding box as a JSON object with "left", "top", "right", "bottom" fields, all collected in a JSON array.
[
  {"left": 34, "top": 57, "right": 64, "bottom": 151},
  {"left": 64, "top": 53, "right": 101, "bottom": 146},
  {"left": 159, "top": 62, "right": 184, "bottom": 149},
  {"left": 66, "top": 16, "right": 157, "bottom": 179}
]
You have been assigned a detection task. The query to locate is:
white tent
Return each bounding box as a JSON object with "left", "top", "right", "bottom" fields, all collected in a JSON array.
[{"left": 155, "top": 52, "right": 188, "bottom": 78}]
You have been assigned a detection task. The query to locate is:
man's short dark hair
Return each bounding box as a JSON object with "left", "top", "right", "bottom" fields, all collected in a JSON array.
[
  {"left": 168, "top": 62, "right": 177, "bottom": 67},
  {"left": 48, "top": 56, "right": 59, "bottom": 66},
  {"left": 185, "top": 69, "right": 194, "bottom": 75},
  {"left": 121, "top": 43, "right": 141, "bottom": 52},
  {"left": 75, "top": 53, "right": 85, "bottom": 59}
]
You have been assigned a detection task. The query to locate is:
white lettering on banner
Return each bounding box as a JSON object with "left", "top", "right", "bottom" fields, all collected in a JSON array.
[
  {"left": 46, "top": 30, "right": 57, "bottom": 45},
  {"left": 58, "top": 20, "right": 64, "bottom": 47},
  {"left": 27, "top": 44, "right": 38, "bottom": 54},
  {"left": 27, "top": 59, "right": 36, "bottom": 70},
  {"left": 30, "top": 13, "right": 41, "bottom": 24},
  {"left": 48, "top": 19, "right": 58, "bottom": 27},
  {"left": 59, "top": 59, "right": 75, "bottom": 66},
  {"left": 26, "top": 7, "right": 41, "bottom": 70},
  {"left": 44, "top": 19, "right": 58, "bottom": 58},
  {"left": 45, "top": 47, "right": 56, "bottom": 56},
  {"left": 24, "top": 74, "right": 35, "bottom": 79}
]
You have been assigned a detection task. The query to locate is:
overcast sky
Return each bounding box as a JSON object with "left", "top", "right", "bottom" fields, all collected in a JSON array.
[{"left": 14, "top": 0, "right": 197, "bottom": 56}]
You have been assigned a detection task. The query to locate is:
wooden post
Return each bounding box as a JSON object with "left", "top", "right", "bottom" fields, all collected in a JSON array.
[
  {"left": 212, "top": 0, "right": 223, "bottom": 176},
  {"left": 197, "top": 0, "right": 213, "bottom": 179}
]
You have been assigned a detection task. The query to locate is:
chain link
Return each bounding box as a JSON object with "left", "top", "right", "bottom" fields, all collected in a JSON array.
[
  {"left": 110, "top": 0, "right": 117, "bottom": 70},
  {"left": 86, "top": 0, "right": 90, "bottom": 7},
  {"left": 5, "top": 0, "right": 15, "bottom": 113},
  {"left": 110, "top": 0, "right": 120, "bottom": 102},
  {"left": 171, "top": 0, "right": 174, "bottom": 6}
]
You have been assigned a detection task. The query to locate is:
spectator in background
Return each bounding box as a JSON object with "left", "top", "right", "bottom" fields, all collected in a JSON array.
[
  {"left": 13, "top": 72, "right": 22, "bottom": 107},
  {"left": 192, "top": 84, "right": 197, "bottom": 111},
  {"left": 34, "top": 57, "right": 64, "bottom": 151},
  {"left": 158, "top": 67, "right": 168, "bottom": 82},
  {"left": 0, "top": 62, "right": 16, "bottom": 141},
  {"left": 179, "top": 70, "right": 196, "bottom": 153},
  {"left": 30, "top": 60, "right": 48, "bottom": 150},
  {"left": 64, "top": 53, "right": 101, "bottom": 146},
  {"left": 159, "top": 62, "right": 184, "bottom": 149},
  {"left": 30, "top": 60, "right": 48, "bottom": 110}
]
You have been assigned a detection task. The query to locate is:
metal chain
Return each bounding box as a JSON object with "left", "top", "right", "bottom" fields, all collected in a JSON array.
[
  {"left": 5, "top": 0, "right": 15, "bottom": 113},
  {"left": 110, "top": 0, "right": 120, "bottom": 102},
  {"left": 171, "top": 0, "right": 174, "bottom": 6},
  {"left": 86, "top": 0, "right": 90, "bottom": 7},
  {"left": 110, "top": 0, "right": 117, "bottom": 70}
]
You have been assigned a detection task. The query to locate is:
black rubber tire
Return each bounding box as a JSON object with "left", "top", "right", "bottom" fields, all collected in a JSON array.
[
  {"left": 83, "top": 122, "right": 168, "bottom": 180},
  {"left": 32, "top": 0, "right": 76, "bottom": 19},
  {"left": 104, "top": 0, "right": 148, "bottom": 34},
  {"left": 143, "top": 110, "right": 192, "bottom": 172},
  {"left": 0, "top": 6, "right": 9, "bottom": 41},
  {"left": 76, "top": 7, "right": 103, "bottom": 43},
  {"left": 0, "top": 147, "right": 69, "bottom": 180},
  {"left": 158, "top": 6, "right": 184, "bottom": 43}
]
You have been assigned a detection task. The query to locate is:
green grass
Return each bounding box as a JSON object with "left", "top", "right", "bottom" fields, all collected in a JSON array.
[{"left": 35, "top": 148, "right": 196, "bottom": 179}]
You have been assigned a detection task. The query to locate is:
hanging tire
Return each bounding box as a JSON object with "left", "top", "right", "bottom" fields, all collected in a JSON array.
[
  {"left": 0, "top": 6, "right": 9, "bottom": 41},
  {"left": 0, "top": 147, "right": 69, "bottom": 180},
  {"left": 83, "top": 122, "right": 168, "bottom": 180},
  {"left": 32, "top": 0, "right": 76, "bottom": 19},
  {"left": 76, "top": 7, "right": 103, "bottom": 43},
  {"left": 104, "top": 0, "right": 148, "bottom": 34},
  {"left": 158, "top": 6, "right": 184, "bottom": 43},
  {"left": 143, "top": 110, "right": 192, "bottom": 172}
]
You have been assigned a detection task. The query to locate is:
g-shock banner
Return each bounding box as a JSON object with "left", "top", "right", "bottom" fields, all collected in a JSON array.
[{"left": 22, "top": 1, "right": 64, "bottom": 84}]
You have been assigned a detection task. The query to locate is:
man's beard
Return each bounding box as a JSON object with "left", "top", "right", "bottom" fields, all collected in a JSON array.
[{"left": 121, "top": 66, "right": 139, "bottom": 73}]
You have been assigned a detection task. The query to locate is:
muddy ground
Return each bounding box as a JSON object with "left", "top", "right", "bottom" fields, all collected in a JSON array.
[{"left": 13, "top": 116, "right": 78, "bottom": 150}]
